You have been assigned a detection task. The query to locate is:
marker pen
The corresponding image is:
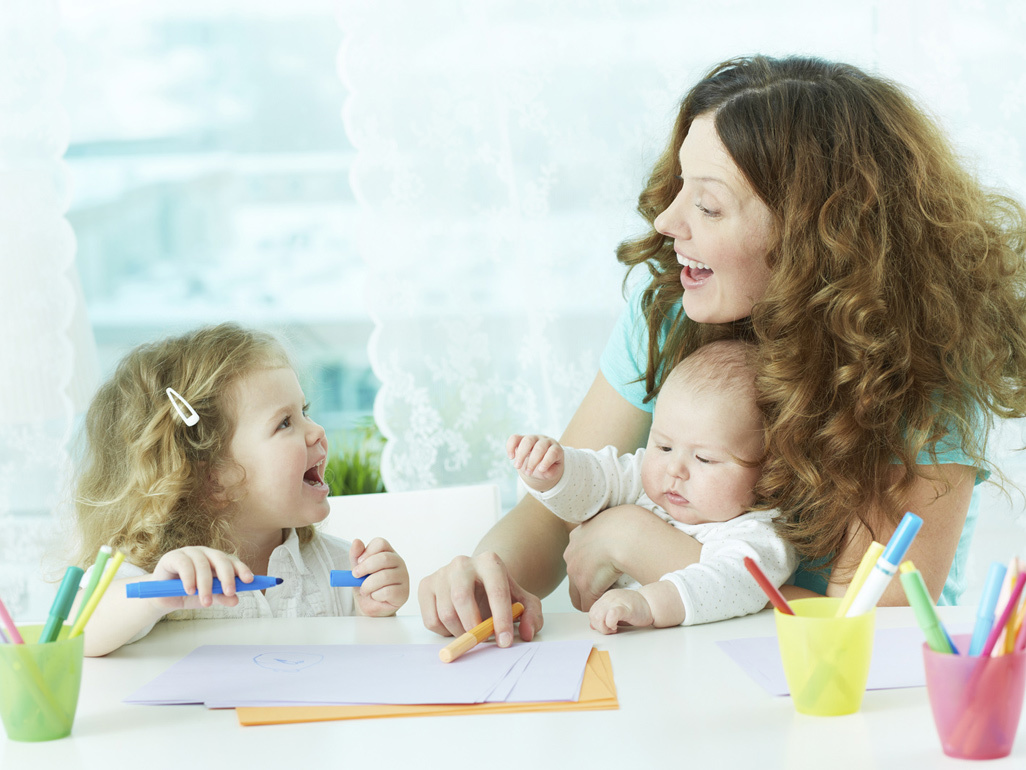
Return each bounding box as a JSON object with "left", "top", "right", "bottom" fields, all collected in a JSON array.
[
  {"left": 968, "top": 561, "right": 1007, "bottom": 656},
  {"left": 899, "top": 561, "right": 954, "bottom": 653},
  {"left": 125, "top": 575, "right": 282, "bottom": 598},
  {"left": 330, "top": 570, "right": 367, "bottom": 587},
  {"left": 74, "top": 545, "right": 113, "bottom": 625},
  {"left": 39, "top": 566, "right": 85, "bottom": 643},
  {"left": 845, "top": 512, "right": 922, "bottom": 617}
]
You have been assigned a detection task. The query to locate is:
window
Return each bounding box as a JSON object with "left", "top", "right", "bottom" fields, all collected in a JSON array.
[{"left": 62, "top": 2, "right": 376, "bottom": 436}]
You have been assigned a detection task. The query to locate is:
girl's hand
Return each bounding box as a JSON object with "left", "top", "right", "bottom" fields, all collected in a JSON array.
[
  {"left": 350, "top": 537, "right": 410, "bottom": 617},
  {"left": 588, "top": 589, "right": 653, "bottom": 634},
  {"left": 506, "top": 434, "right": 565, "bottom": 492},
  {"left": 150, "top": 546, "right": 254, "bottom": 611},
  {"left": 418, "top": 552, "right": 544, "bottom": 646}
]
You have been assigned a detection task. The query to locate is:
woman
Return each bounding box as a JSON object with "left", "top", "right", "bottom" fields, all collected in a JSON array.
[{"left": 419, "top": 55, "right": 1026, "bottom": 646}]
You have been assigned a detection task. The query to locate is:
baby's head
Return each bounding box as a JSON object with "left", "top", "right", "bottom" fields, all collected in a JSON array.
[
  {"left": 74, "top": 323, "right": 305, "bottom": 570},
  {"left": 641, "top": 339, "right": 764, "bottom": 526}
]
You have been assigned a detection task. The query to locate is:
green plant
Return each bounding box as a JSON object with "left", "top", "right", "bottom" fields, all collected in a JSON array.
[{"left": 325, "top": 418, "right": 386, "bottom": 496}]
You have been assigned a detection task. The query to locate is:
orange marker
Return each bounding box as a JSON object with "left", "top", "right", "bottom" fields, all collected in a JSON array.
[{"left": 439, "top": 603, "right": 524, "bottom": 663}]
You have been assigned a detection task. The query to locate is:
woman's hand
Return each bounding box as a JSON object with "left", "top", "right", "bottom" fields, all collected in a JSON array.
[
  {"left": 350, "top": 537, "right": 410, "bottom": 616},
  {"left": 417, "top": 371, "right": 651, "bottom": 638},
  {"left": 151, "top": 546, "right": 254, "bottom": 611},
  {"left": 564, "top": 505, "right": 703, "bottom": 610},
  {"left": 418, "top": 552, "right": 544, "bottom": 647}
]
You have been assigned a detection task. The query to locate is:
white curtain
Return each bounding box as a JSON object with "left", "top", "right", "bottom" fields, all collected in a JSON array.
[
  {"left": 0, "top": 0, "right": 96, "bottom": 617},
  {"left": 337, "top": 1, "right": 1026, "bottom": 508}
]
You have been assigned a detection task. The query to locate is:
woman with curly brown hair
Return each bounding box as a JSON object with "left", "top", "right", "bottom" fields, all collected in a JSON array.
[{"left": 419, "top": 55, "right": 1026, "bottom": 646}]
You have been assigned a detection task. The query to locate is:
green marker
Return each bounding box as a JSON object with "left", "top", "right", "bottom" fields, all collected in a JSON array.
[
  {"left": 899, "top": 561, "right": 955, "bottom": 654},
  {"left": 73, "top": 545, "right": 112, "bottom": 626},
  {"left": 39, "top": 566, "right": 85, "bottom": 643}
]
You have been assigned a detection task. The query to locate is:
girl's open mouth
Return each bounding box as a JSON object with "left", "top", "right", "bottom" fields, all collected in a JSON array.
[{"left": 303, "top": 459, "right": 328, "bottom": 490}]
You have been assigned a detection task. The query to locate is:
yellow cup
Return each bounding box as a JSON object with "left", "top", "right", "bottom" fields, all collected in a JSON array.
[
  {"left": 775, "top": 597, "right": 875, "bottom": 716},
  {"left": 0, "top": 624, "right": 84, "bottom": 741}
]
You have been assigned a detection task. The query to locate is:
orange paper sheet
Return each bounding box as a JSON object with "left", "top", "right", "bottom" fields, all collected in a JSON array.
[{"left": 236, "top": 647, "right": 616, "bottom": 725}]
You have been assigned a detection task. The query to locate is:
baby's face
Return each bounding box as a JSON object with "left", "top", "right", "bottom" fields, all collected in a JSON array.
[{"left": 640, "top": 378, "right": 763, "bottom": 526}]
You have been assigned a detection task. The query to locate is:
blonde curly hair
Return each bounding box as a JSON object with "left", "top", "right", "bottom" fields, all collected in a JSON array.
[
  {"left": 617, "top": 55, "right": 1026, "bottom": 566},
  {"left": 72, "top": 323, "right": 315, "bottom": 572}
]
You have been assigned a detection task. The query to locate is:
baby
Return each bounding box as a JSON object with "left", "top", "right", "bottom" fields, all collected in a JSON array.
[{"left": 509, "top": 340, "right": 796, "bottom": 633}]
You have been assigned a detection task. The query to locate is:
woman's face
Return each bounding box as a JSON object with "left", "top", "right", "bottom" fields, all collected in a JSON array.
[{"left": 654, "top": 114, "right": 775, "bottom": 324}]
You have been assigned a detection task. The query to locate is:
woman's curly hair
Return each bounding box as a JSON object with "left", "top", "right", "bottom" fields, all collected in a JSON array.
[
  {"left": 617, "top": 55, "right": 1026, "bottom": 566},
  {"left": 72, "top": 323, "right": 314, "bottom": 572}
]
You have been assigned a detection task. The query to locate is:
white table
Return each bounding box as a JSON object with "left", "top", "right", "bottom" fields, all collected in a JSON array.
[{"left": 1, "top": 606, "right": 1021, "bottom": 769}]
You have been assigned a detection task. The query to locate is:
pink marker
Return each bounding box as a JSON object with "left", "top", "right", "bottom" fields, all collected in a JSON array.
[{"left": 0, "top": 595, "right": 25, "bottom": 644}]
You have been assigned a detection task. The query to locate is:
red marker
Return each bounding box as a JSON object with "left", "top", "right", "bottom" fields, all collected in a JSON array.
[{"left": 744, "top": 556, "right": 794, "bottom": 615}]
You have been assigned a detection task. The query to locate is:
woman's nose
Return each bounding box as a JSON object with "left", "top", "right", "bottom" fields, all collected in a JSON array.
[{"left": 654, "top": 189, "right": 691, "bottom": 241}]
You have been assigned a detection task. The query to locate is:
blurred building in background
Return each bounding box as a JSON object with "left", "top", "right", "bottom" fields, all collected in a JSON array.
[{"left": 64, "top": 4, "right": 377, "bottom": 436}]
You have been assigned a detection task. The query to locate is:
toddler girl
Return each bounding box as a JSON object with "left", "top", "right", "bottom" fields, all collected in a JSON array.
[{"left": 70, "top": 323, "right": 408, "bottom": 656}]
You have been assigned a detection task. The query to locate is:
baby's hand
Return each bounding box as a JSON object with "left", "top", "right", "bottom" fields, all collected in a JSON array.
[
  {"left": 588, "top": 588, "right": 654, "bottom": 635},
  {"left": 151, "top": 546, "right": 254, "bottom": 611},
  {"left": 349, "top": 537, "right": 410, "bottom": 617},
  {"left": 506, "top": 434, "right": 565, "bottom": 492}
]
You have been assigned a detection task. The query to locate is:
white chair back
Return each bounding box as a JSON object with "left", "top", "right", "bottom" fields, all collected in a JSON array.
[{"left": 320, "top": 483, "right": 502, "bottom": 616}]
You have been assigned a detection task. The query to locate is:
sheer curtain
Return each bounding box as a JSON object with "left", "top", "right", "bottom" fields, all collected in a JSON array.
[
  {"left": 337, "top": 1, "right": 1026, "bottom": 509},
  {"left": 0, "top": 0, "right": 96, "bottom": 617}
]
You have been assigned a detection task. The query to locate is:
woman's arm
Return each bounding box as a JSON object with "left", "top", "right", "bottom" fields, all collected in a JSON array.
[
  {"left": 564, "top": 505, "right": 703, "bottom": 610},
  {"left": 418, "top": 371, "right": 655, "bottom": 641},
  {"left": 827, "top": 463, "right": 976, "bottom": 604}
]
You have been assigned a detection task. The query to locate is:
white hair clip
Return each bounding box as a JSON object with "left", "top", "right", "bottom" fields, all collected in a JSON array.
[{"left": 166, "top": 387, "right": 199, "bottom": 426}]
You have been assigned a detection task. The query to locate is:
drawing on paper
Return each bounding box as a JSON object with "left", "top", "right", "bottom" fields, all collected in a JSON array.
[{"left": 253, "top": 652, "right": 324, "bottom": 673}]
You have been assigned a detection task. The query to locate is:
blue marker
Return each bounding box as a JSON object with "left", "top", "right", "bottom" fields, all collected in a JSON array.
[
  {"left": 845, "top": 512, "right": 923, "bottom": 617},
  {"left": 330, "top": 570, "right": 366, "bottom": 587},
  {"left": 968, "top": 561, "right": 1008, "bottom": 656},
  {"left": 125, "top": 575, "right": 282, "bottom": 598}
]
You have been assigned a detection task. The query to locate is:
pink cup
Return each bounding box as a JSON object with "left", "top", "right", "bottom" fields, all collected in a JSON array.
[{"left": 922, "top": 633, "right": 1026, "bottom": 760}]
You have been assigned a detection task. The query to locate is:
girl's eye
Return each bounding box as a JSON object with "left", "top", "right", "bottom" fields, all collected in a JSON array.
[
  {"left": 278, "top": 416, "right": 291, "bottom": 430},
  {"left": 658, "top": 445, "right": 672, "bottom": 453},
  {"left": 696, "top": 455, "right": 712, "bottom": 464},
  {"left": 302, "top": 403, "right": 311, "bottom": 417}
]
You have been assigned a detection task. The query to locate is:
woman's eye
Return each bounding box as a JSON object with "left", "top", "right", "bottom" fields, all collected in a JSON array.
[{"left": 695, "top": 202, "right": 719, "bottom": 217}]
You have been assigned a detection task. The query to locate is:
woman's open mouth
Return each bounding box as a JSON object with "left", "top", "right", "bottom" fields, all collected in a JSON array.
[{"left": 678, "top": 255, "right": 714, "bottom": 283}]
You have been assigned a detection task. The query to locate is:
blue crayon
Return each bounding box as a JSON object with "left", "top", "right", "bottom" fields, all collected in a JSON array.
[
  {"left": 125, "top": 575, "right": 282, "bottom": 598},
  {"left": 330, "top": 570, "right": 366, "bottom": 587}
]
